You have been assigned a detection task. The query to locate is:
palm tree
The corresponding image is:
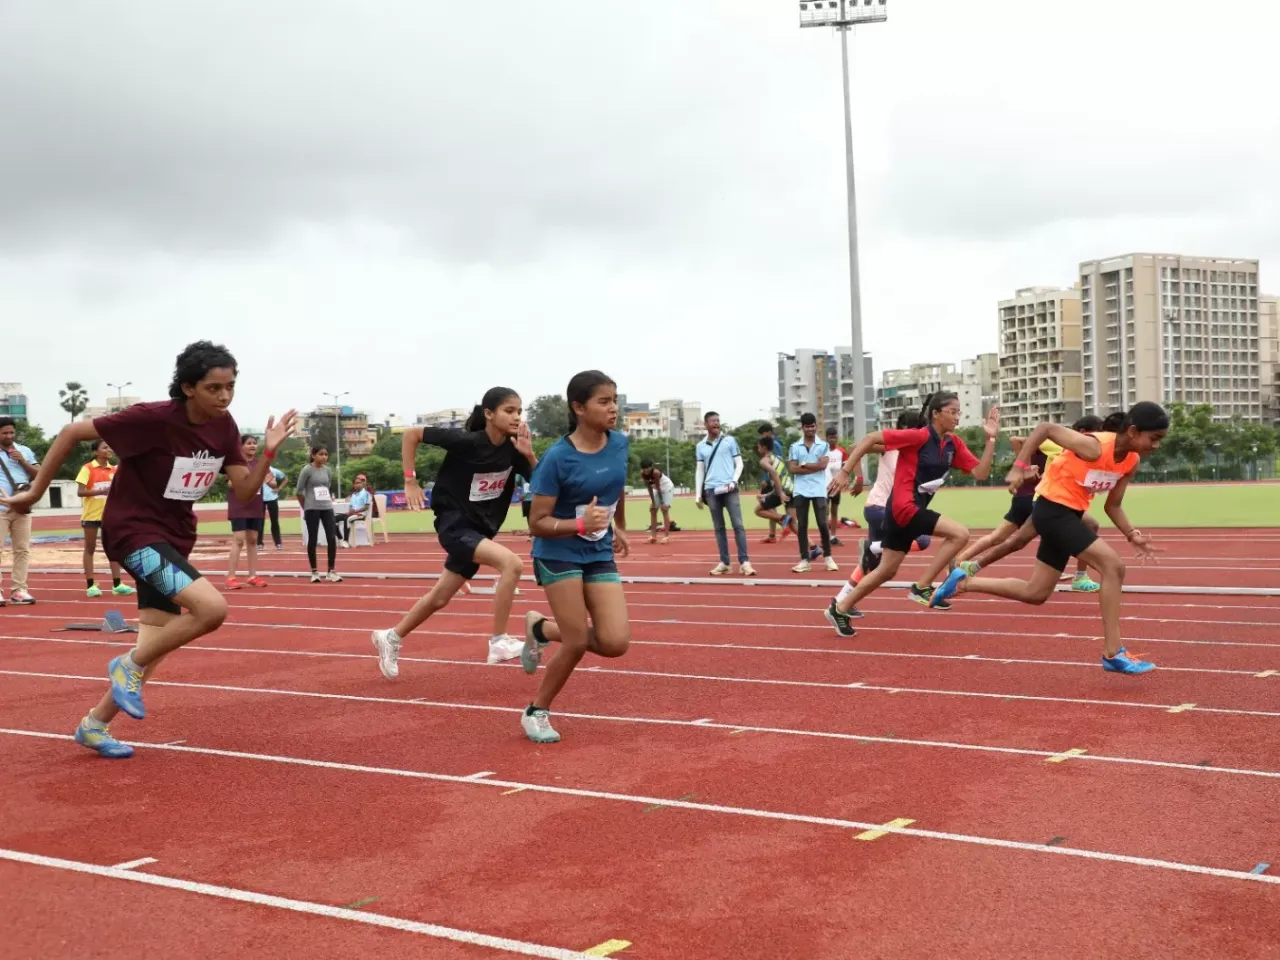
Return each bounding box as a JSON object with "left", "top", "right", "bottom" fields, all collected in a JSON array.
[{"left": 59, "top": 381, "right": 89, "bottom": 421}]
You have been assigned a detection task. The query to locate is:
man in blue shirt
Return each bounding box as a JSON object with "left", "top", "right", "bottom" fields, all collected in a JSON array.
[
  {"left": 0, "top": 416, "right": 39, "bottom": 605},
  {"left": 788, "top": 412, "right": 837, "bottom": 573},
  {"left": 258, "top": 464, "right": 287, "bottom": 549},
  {"left": 695, "top": 412, "right": 755, "bottom": 577}
]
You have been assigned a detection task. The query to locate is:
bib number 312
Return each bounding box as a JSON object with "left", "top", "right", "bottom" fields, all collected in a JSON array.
[{"left": 164, "top": 456, "right": 225, "bottom": 502}]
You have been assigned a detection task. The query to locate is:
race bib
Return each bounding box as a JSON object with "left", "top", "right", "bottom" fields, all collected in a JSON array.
[
  {"left": 313, "top": 486, "right": 332, "bottom": 503},
  {"left": 1080, "top": 469, "right": 1123, "bottom": 493},
  {"left": 164, "top": 455, "right": 224, "bottom": 502},
  {"left": 91, "top": 481, "right": 112, "bottom": 494},
  {"left": 918, "top": 476, "right": 947, "bottom": 495},
  {"left": 575, "top": 501, "right": 617, "bottom": 542},
  {"left": 470, "top": 469, "right": 512, "bottom": 502}
]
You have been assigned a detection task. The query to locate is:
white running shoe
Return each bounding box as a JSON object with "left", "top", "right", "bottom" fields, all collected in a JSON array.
[
  {"left": 792, "top": 560, "right": 811, "bottom": 573},
  {"left": 709, "top": 563, "right": 731, "bottom": 576},
  {"left": 739, "top": 562, "right": 757, "bottom": 577},
  {"left": 825, "top": 556, "right": 839, "bottom": 572},
  {"left": 310, "top": 572, "right": 323, "bottom": 583},
  {"left": 522, "top": 707, "right": 561, "bottom": 743},
  {"left": 326, "top": 571, "right": 343, "bottom": 583},
  {"left": 522, "top": 611, "right": 547, "bottom": 675},
  {"left": 371, "top": 629, "right": 401, "bottom": 679},
  {"left": 487, "top": 635, "right": 524, "bottom": 664}
]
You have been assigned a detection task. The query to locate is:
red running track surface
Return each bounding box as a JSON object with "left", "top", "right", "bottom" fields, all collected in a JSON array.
[{"left": 2, "top": 528, "right": 1279, "bottom": 959}]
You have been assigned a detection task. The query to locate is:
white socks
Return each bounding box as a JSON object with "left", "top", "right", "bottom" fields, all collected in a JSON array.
[{"left": 836, "top": 583, "right": 856, "bottom": 604}]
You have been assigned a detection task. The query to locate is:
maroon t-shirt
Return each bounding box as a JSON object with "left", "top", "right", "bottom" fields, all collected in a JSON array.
[
  {"left": 226, "top": 456, "right": 264, "bottom": 519},
  {"left": 95, "top": 400, "right": 247, "bottom": 560}
]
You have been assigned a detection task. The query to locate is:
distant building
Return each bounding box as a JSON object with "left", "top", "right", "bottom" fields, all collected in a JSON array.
[
  {"left": 997, "top": 285, "right": 1085, "bottom": 432},
  {"left": 777, "top": 348, "right": 876, "bottom": 438},
  {"left": 877, "top": 363, "right": 983, "bottom": 430},
  {"left": 623, "top": 410, "right": 666, "bottom": 439},
  {"left": 415, "top": 408, "right": 469, "bottom": 430},
  {"left": 0, "top": 383, "right": 28, "bottom": 420},
  {"left": 82, "top": 394, "right": 144, "bottom": 421},
  {"left": 1260, "top": 295, "right": 1280, "bottom": 425},
  {"left": 304, "top": 405, "right": 373, "bottom": 457}
]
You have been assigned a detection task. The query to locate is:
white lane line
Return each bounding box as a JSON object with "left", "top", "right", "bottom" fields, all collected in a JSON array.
[
  {"left": 0, "top": 848, "right": 594, "bottom": 959},
  {"left": 3, "top": 731, "right": 1278, "bottom": 888},
  {"left": 3, "top": 670, "right": 1279, "bottom": 781},
  {"left": 464, "top": 771, "right": 496, "bottom": 780},
  {"left": 112, "top": 857, "right": 158, "bottom": 870}
]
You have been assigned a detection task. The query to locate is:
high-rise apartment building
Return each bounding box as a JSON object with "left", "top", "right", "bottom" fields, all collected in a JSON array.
[
  {"left": 1260, "top": 295, "right": 1279, "bottom": 425},
  {"left": 305, "top": 405, "right": 373, "bottom": 457},
  {"left": 877, "top": 362, "right": 983, "bottom": 430},
  {"left": 1079, "top": 254, "right": 1262, "bottom": 421},
  {"left": 0, "top": 383, "right": 29, "bottom": 420},
  {"left": 997, "top": 286, "right": 1085, "bottom": 432},
  {"left": 777, "top": 348, "right": 875, "bottom": 438}
]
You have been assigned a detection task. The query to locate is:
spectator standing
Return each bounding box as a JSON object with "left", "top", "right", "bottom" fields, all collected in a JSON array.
[{"left": 695, "top": 412, "right": 755, "bottom": 577}]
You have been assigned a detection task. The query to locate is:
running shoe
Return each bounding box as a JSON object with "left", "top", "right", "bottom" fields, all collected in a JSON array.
[
  {"left": 1071, "top": 573, "right": 1100, "bottom": 593},
  {"left": 931, "top": 567, "right": 968, "bottom": 607},
  {"left": 660, "top": 536, "right": 669, "bottom": 545},
  {"left": 522, "top": 706, "right": 561, "bottom": 743},
  {"left": 824, "top": 556, "right": 839, "bottom": 572},
  {"left": 246, "top": 576, "right": 268, "bottom": 588},
  {"left": 831, "top": 537, "right": 844, "bottom": 548},
  {"left": 107, "top": 655, "right": 146, "bottom": 719},
  {"left": 824, "top": 600, "right": 857, "bottom": 638},
  {"left": 371, "top": 629, "right": 402, "bottom": 679},
  {"left": 808, "top": 545, "right": 822, "bottom": 561},
  {"left": 710, "top": 563, "right": 731, "bottom": 576},
  {"left": 1102, "top": 650, "right": 1154, "bottom": 674},
  {"left": 310, "top": 572, "right": 323, "bottom": 583},
  {"left": 86, "top": 584, "right": 103, "bottom": 598},
  {"left": 648, "top": 535, "right": 658, "bottom": 544},
  {"left": 522, "top": 612, "right": 548, "bottom": 674},
  {"left": 9, "top": 590, "right": 34, "bottom": 605},
  {"left": 487, "top": 635, "right": 524, "bottom": 664},
  {"left": 956, "top": 560, "right": 980, "bottom": 577},
  {"left": 792, "top": 560, "right": 811, "bottom": 573},
  {"left": 74, "top": 717, "right": 133, "bottom": 759},
  {"left": 225, "top": 577, "right": 243, "bottom": 590},
  {"left": 112, "top": 583, "right": 136, "bottom": 596},
  {"left": 326, "top": 571, "right": 343, "bottom": 583},
  {"left": 910, "top": 584, "right": 948, "bottom": 609},
  {"left": 739, "top": 562, "right": 757, "bottom": 577},
  {"left": 0, "top": 588, "right": 5, "bottom": 606},
  {"left": 760, "top": 535, "right": 777, "bottom": 544}
]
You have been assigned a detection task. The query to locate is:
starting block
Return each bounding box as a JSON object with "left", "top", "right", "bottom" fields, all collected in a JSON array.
[{"left": 54, "top": 610, "right": 138, "bottom": 634}]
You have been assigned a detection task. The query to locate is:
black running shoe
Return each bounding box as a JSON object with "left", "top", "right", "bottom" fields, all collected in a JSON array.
[
  {"left": 909, "top": 583, "right": 949, "bottom": 610},
  {"left": 824, "top": 599, "right": 857, "bottom": 637}
]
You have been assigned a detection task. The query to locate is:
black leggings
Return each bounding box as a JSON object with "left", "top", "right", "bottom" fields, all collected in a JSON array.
[
  {"left": 259, "top": 499, "right": 281, "bottom": 548},
  {"left": 793, "top": 495, "right": 831, "bottom": 559},
  {"left": 304, "top": 509, "right": 337, "bottom": 571}
]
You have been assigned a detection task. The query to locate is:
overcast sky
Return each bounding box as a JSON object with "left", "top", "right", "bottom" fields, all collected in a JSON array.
[{"left": 2, "top": 0, "right": 1276, "bottom": 431}]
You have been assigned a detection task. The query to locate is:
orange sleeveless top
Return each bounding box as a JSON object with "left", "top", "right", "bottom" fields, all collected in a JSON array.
[{"left": 1036, "top": 433, "right": 1139, "bottom": 512}]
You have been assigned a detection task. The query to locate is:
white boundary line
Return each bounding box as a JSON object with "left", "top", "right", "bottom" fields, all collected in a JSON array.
[
  {"left": 111, "top": 857, "right": 158, "bottom": 870},
  {"left": 0, "top": 847, "right": 596, "bottom": 958},
  {"left": 3, "top": 731, "right": 1278, "bottom": 888},
  {"left": 3, "top": 667, "right": 1278, "bottom": 781}
]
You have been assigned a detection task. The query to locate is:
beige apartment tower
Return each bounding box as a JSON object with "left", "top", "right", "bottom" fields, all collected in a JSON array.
[
  {"left": 1078, "top": 254, "right": 1262, "bottom": 421},
  {"left": 997, "top": 286, "right": 1084, "bottom": 432}
]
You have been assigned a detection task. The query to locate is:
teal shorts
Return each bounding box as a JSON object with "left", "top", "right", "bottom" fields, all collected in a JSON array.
[{"left": 533, "top": 558, "right": 621, "bottom": 586}]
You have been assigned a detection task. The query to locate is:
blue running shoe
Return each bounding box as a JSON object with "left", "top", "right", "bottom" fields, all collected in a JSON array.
[
  {"left": 74, "top": 717, "right": 134, "bottom": 758},
  {"left": 808, "top": 545, "right": 822, "bottom": 561},
  {"left": 931, "top": 567, "right": 967, "bottom": 608},
  {"left": 1102, "top": 650, "right": 1154, "bottom": 674},
  {"left": 108, "top": 654, "right": 146, "bottom": 719}
]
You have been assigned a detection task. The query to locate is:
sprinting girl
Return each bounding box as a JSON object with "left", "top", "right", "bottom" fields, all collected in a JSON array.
[
  {"left": 371, "top": 387, "right": 537, "bottom": 674},
  {"left": 75, "top": 440, "right": 135, "bottom": 599},
  {"left": 518, "top": 370, "right": 631, "bottom": 744},
  {"left": 0, "top": 341, "right": 297, "bottom": 758},
  {"left": 824, "top": 393, "right": 998, "bottom": 636},
  {"left": 831, "top": 411, "right": 931, "bottom": 608},
  {"left": 953, "top": 415, "right": 1107, "bottom": 588},
  {"left": 754, "top": 437, "right": 797, "bottom": 535},
  {"left": 296, "top": 446, "right": 341, "bottom": 583},
  {"left": 226, "top": 434, "right": 268, "bottom": 589},
  {"left": 640, "top": 458, "right": 674, "bottom": 544},
  {"left": 930, "top": 402, "right": 1167, "bottom": 674}
]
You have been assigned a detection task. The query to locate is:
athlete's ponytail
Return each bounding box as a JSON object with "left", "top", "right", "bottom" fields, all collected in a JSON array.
[
  {"left": 465, "top": 386, "right": 519, "bottom": 432},
  {"left": 565, "top": 370, "right": 617, "bottom": 433},
  {"left": 1072, "top": 415, "right": 1105, "bottom": 433}
]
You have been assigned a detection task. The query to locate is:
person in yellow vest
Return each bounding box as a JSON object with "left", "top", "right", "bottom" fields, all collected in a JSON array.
[{"left": 76, "top": 441, "right": 136, "bottom": 599}]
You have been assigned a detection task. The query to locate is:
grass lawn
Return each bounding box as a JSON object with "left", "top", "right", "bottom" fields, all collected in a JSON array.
[{"left": 34, "top": 483, "right": 1275, "bottom": 540}]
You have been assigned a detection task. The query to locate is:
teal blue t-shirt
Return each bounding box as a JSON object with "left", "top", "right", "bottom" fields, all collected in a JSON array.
[{"left": 531, "top": 431, "right": 629, "bottom": 563}]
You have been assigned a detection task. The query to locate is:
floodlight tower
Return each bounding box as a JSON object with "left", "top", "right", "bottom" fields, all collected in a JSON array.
[{"left": 798, "top": 0, "right": 887, "bottom": 441}]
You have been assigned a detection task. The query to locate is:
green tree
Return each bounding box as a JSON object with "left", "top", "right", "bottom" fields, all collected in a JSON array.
[
  {"left": 526, "top": 395, "right": 569, "bottom": 437},
  {"left": 308, "top": 416, "right": 339, "bottom": 457},
  {"left": 58, "top": 381, "right": 88, "bottom": 422}
]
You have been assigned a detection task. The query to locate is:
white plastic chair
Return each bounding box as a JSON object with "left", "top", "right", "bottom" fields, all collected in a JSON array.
[{"left": 372, "top": 494, "right": 390, "bottom": 543}]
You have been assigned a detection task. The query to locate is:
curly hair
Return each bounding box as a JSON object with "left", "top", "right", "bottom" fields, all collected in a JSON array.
[{"left": 169, "top": 341, "right": 238, "bottom": 400}]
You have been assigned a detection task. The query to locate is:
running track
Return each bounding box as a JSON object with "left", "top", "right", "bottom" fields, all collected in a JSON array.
[{"left": 3, "top": 528, "right": 1279, "bottom": 959}]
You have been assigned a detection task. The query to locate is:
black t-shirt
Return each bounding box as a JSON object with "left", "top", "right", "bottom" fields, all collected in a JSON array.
[{"left": 422, "top": 428, "right": 535, "bottom": 537}]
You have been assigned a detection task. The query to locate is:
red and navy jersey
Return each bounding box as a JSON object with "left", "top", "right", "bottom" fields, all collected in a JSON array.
[{"left": 882, "top": 426, "right": 980, "bottom": 525}]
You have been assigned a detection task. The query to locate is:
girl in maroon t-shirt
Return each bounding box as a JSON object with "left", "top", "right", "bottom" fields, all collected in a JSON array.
[{"left": 0, "top": 341, "right": 298, "bottom": 759}]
